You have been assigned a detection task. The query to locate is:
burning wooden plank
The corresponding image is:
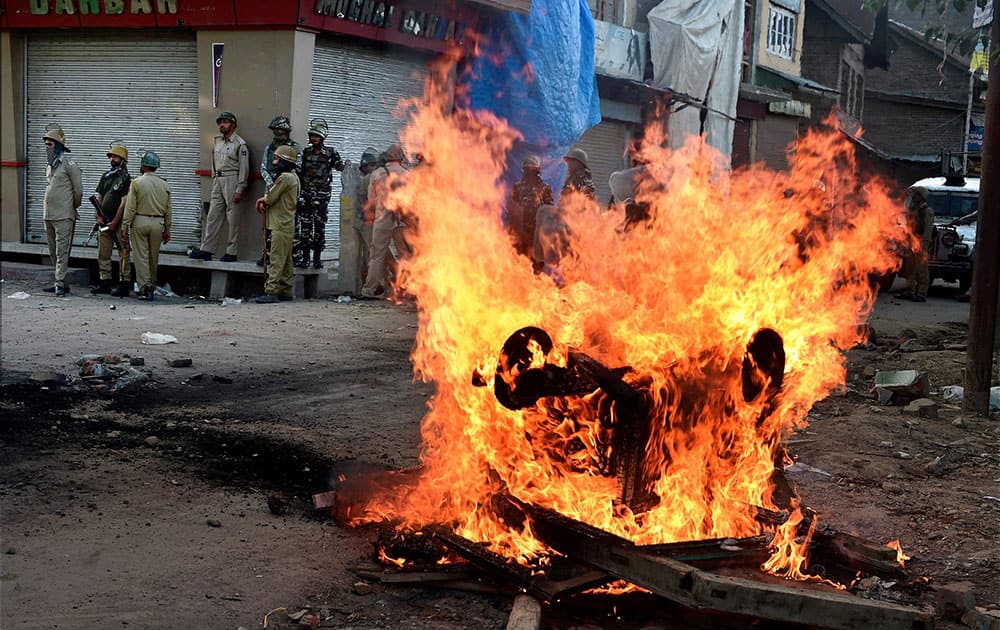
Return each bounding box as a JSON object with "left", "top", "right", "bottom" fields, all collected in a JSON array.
[{"left": 510, "top": 497, "right": 932, "bottom": 630}]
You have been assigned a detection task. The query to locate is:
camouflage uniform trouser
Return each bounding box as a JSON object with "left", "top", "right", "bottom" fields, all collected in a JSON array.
[{"left": 293, "top": 191, "right": 329, "bottom": 266}]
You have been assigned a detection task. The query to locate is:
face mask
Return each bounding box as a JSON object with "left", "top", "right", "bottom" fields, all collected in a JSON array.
[
  {"left": 46, "top": 144, "right": 61, "bottom": 166},
  {"left": 275, "top": 159, "right": 294, "bottom": 175}
]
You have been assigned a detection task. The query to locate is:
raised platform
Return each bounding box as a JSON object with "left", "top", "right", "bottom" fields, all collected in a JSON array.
[{"left": 1, "top": 242, "right": 327, "bottom": 299}]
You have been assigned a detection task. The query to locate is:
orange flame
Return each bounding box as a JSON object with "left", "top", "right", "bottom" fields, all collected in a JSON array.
[
  {"left": 356, "top": 60, "right": 909, "bottom": 578},
  {"left": 887, "top": 539, "right": 911, "bottom": 568}
]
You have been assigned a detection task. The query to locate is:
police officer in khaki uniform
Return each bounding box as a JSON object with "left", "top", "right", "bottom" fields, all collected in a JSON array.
[
  {"left": 190, "top": 111, "right": 249, "bottom": 262},
  {"left": 897, "top": 186, "right": 935, "bottom": 303},
  {"left": 92, "top": 142, "right": 132, "bottom": 296},
  {"left": 122, "top": 151, "right": 172, "bottom": 301},
  {"left": 42, "top": 124, "right": 83, "bottom": 296},
  {"left": 254, "top": 145, "right": 300, "bottom": 303}
]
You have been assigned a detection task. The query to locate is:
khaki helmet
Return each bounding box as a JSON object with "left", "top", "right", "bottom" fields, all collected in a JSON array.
[
  {"left": 107, "top": 141, "right": 129, "bottom": 161},
  {"left": 268, "top": 115, "right": 292, "bottom": 132},
  {"left": 564, "top": 148, "right": 589, "bottom": 168},
  {"left": 140, "top": 151, "right": 160, "bottom": 169},
  {"left": 43, "top": 123, "right": 70, "bottom": 151},
  {"left": 216, "top": 111, "right": 238, "bottom": 125},
  {"left": 522, "top": 155, "right": 541, "bottom": 170},
  {"left": 308, "top": 117, "right": 329, "bottom": 140},
  {"left": 382, "top": 143, "right": 405, "bottom": 162},
  {"left": 360, "top": 146, "right": 381, "bottom": 167},
  {"left": 274, "top": 144, "right": 299, "bottom": 164},
  {"left": 909, "top": 185, "right": 928, "bottom": 200}
]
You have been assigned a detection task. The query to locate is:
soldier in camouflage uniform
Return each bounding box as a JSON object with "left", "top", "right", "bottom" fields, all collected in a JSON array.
[
  {"left": 562, "top": 147, "right": 596, "bottom": 200},
  {"left": 507, "top": 155, "right": 553, "bottom": 267},
  {"left": 294, "top": 118, "right": 345, "bottom": 269},
  {"left": 91, "top": 141, "right": 132, "bottom": 296},
  {"left": 257, "top": 116, "right": 301, "bottom": 267}
]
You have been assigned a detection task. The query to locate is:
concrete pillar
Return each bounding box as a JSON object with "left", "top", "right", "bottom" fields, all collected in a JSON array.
[
  {"left": 1, "top": 32, "right": 26, "bottom": 243},
  {"left": 195, "top": 30, "right": 316, "bottom": 261}
]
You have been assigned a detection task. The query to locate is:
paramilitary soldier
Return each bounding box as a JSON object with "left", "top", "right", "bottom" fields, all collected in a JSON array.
[
  {"left": 122, "top": 151, "right": 172, "bottom": 301},
  {"left": 257, "top": 116, "right": 301, "bottom": 267},
  {"left": 92, "top": 141, "right": 133, "bottom": 296},
  {"left": 507, "top": 155, "right": 553, "bottom": 267},
  {"left": 189, "top": 111, "right": 249, "bottom": 262},
  {"left": 254, "top": 145, "right": 301, "bottom": 303},
  {"left": 42, "top": 124, "right": 83, "bottom": 296},
  {"left": 562, "top": 148, "right": 596, "bottom": 200},
  {"left": 294, "top": 118, "right": 345, "bottom": 269}
]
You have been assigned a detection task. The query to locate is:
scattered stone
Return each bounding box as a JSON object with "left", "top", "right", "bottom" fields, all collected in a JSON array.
[
  {"left": 267, "top": 495, "right": 289, "bottom": 516},
  {"left": 129, "top": 357, "right": 145, "bottom": 366},
  {"left": 862, "top": 365, "right": 877, "bottom": 378},
  {"left": 894, "top": 452, "right": 912, "bottom": 460},
  {"left": 899, "top": 339, "right": 920, "bottom": 352},
  {"left": 879, "top": 441, "right": 893, "bottom": 448},
  {"left": 166, "top": 358, "right": 193, "bottom": 368},
  {"left": 924, "top": 456, "right": 946, "bottom": 477},
  {"left": 961, "top": 607, "right": 1000, "bottom": 630},
  {"left": 189, "top": 373, "right": 205, "bottom": 381},
  {"left": 953, "top": 417, "right": 966, "bottom": 428},
  {"left": 144, "top": 436, "right": 160, "bottom": 447},
  {"left": 164, "top": 422, "right": 176, "bottom": 430},
  {"left": 936, "top": 582, "right": 977, "bottom": 621},
  {"left": 881, "top": 482, "right": 903, "bottom": 494},
  {"left": 206, "top": 518, "right": 221, "bottom": 528},
  {"left": 212, "top": 375, "right": 233, "bottom": 384},
  {"left": 353, "top": 581, "right": 374, "bottom": 595},
  {"left": 904, "top": 398, "right": 939, "bottom": 419},
  {"left": 30, "top": 371, "right": 69, "bottom": 385},
  {"left": 106, "top": 430, "right": 121, "bottom": 438}
]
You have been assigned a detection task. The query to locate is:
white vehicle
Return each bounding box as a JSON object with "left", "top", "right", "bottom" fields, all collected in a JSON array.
[{"left": 908, "top": 176, "right": 978, "bottom": 292}]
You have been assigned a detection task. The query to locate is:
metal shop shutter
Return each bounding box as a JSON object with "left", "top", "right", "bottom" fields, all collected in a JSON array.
[
  {"left": 572, "top": 120, "right": 630, "bottom": 206},
  {"left": 25, "top": 31, "right": 200, "bottom": 252},
  {"left": 311, "top": 38, "right": 429, "bottom": 261}
]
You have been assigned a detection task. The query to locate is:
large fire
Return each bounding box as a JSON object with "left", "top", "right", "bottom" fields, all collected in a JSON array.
[{"left": 355, "top": 61, "right": 911, "bottom": 578}]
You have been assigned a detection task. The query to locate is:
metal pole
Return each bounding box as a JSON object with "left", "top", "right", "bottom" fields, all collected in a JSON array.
[
  {"left": 963, "top": 69, "right": 975, "bottom": 173},
  {"left": 964, "top": 14, "right": 1000, "bottom": 414}
]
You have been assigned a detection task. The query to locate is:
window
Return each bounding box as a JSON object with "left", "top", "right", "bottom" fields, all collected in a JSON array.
[
  {"left": 766, "top": 5, "right": 796, "bottom": 60},
  {"left": 589, "top": 0, "right": 621, "bottom": 24},
  {"left": 838, "top": 56, "right": 864, "bottom": 120}
]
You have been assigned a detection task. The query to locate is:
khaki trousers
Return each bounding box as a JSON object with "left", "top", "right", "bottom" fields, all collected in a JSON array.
[
  {"left": 45, "top": 218, "right": 75, "bottom": 288},
  {"left": 362, "top": 212, "right": 397, "bottom": 296},
  {"left": 264, "top": 229, "right": 293, "bottom": 297},
  {"left": 97, "top": 225, "right": 130, "bottom": 281},
  {"left": 131, "top": 215, "right": 164, "bottom": 291},
  {"left": 202, "top": 175, "right": 241, "bottom": 256}
]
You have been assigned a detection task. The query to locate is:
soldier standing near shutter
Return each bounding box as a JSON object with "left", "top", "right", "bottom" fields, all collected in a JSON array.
[
  {"left": 294, "top": 118, "right": 345, "bottom": 269},
  {"left": 92, "top": 141, "right": 132, "bottom": 296},
  {"left": 257, "top": 116, "right": 302, "bottom": 267},
  {"left": 254, "top": 145, "right": 301, "bottom": 303},
  {"left": 41, "top": 124, "right": 83, "bottom": 297},
  {"left": 122, "top": 151, "right": 172, "bottom": 301},
  {"left": 189, "top": 111, "right": 248, "bottom": 262}
]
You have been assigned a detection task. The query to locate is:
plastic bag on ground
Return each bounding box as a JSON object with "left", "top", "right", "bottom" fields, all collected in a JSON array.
[
  {"left": 141, "top": 331, "right": 178, "bottom": 345},
  {"left": 7, "top": 292, "right": 30, "bottom": 299},
  {"left": 941, "top": 385, "right": 964, "bottom": 405},
  {"left": 221, "top": 297, "right": 242, "bottom": 306}
]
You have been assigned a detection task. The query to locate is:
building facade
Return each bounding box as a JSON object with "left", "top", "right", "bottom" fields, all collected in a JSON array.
[{"left": 0, "top": 0, "right": 481, "bottom": 262}]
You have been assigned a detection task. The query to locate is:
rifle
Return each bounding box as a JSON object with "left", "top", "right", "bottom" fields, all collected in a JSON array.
[{"left": 89, "top": 194, "right": 129, "bottom": 278}]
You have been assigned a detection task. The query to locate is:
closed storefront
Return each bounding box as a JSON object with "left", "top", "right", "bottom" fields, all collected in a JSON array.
[
  {"left": 25, "top": 30, "right": 200, "bottom": 252},
  {"left": 310, "top": 38, "right": 429, "bottom": 261}
]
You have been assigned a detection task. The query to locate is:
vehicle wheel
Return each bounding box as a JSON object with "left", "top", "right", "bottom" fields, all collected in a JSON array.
[{"left": 959, "top": 273, "right": 973, "bottom": 293}]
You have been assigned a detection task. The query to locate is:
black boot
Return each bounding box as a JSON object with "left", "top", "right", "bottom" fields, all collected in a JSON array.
[
  {"left": 91, "top": 279, "right": 113, "bottom": 294},
  {"left": 110, "top": 281, "right": 130, "bottom": 298},
  {"left": 312, "top": 248, "right": 324, "bottom": 269}
]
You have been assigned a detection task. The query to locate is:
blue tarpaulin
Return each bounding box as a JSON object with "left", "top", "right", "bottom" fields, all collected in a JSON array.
[{"left": 463, "top": 0, "right": 601, "bottom": 205}]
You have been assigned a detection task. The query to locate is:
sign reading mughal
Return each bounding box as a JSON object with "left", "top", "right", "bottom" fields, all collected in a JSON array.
[
  {"left": 314, "top": 0, "right": 466, "bottom": 43},
  {"left": 28, "top": 0, "right": 178, "bottom": 14}
]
